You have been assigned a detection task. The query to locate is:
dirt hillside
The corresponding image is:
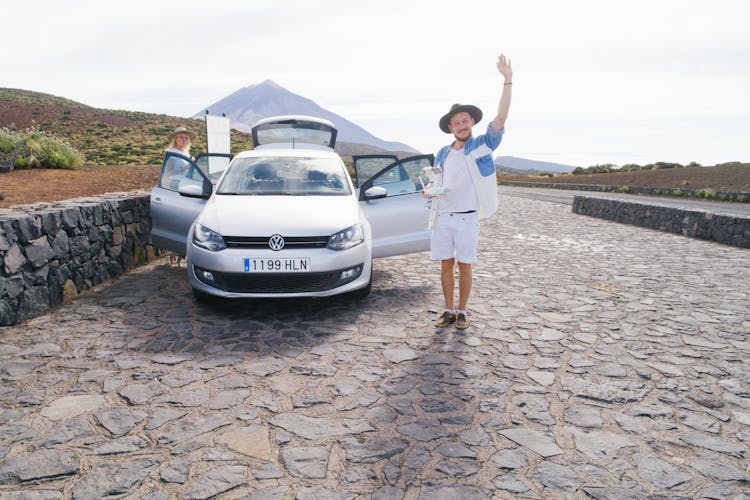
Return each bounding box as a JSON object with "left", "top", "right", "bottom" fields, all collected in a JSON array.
[
  {"left": 0, "top": 165, "right": 160, "bottom": 208},
  {"left": 500, "top": 163, "right": 750, "bottom": 193}
]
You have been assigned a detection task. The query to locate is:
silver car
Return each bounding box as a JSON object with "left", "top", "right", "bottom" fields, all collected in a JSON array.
[{"left": 150, "top": 116, "right": 433, "bottom": 300}]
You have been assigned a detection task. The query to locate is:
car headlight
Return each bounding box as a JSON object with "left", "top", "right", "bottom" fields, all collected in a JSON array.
[
  {"left": 327, "top": 224, "right": 364, "bottom": 251},
  {"left": 193, "top": 223, "right": 226, "bottom": 251}
]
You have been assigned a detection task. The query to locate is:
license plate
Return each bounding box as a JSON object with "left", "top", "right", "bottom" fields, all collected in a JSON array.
[{"left": 242, "top": 257, "right": 311, "bottom": 273}]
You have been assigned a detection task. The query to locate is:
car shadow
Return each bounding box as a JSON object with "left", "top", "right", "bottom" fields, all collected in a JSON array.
[{"left": 83, "top": 260, "right": 432, "bottom": 357}]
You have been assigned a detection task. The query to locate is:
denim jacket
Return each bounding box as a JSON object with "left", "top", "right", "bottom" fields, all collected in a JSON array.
[{"left": 431, "top": 123, "right": 504, "bottom": 227}]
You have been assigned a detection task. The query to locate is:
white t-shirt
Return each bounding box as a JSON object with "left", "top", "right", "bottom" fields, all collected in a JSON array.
[
  {"left": 439, "top": 147, "right": 477, "bottom": 213},
  {"left": 166, "top": 147, "right": 190, "bottom": 156}
]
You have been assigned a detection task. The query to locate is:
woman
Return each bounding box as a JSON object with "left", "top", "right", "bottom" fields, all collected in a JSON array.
[
  {"left": 164, "top": 126, "right": 195, "bottom": 183},
  {"left": 166, "top": 126, "right": 194, "bottom": 156},
  {"left": 163, "top": 126, "right": 195, "bottom": 267}
]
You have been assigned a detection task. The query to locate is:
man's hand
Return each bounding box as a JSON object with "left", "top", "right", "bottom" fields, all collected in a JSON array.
[{"left": 497, "top": 54, "right": 512, "bottom": 82}]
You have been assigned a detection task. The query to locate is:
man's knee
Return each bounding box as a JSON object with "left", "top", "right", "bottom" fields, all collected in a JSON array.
[
  {"left": 440, "top": 258, "right": 455, "bottom": 270},
  {"left": 457, "top": 262, "right": 472, "bottom": 272}
]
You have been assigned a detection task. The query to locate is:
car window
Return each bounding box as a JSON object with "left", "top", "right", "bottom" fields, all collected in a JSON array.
[
  {"left": 369, "top": 156, "right": 433, "bottom": 197},
  {"left": 159, "top": 152, "right": 207, "bottom": 192},
  {"left": 195, "top": 154, "right": 232, "bottom": 183},
  {"left": 216, "top": 157, "right": 351, "bottom": 196},
  {"left": 353, "top": 155, "right": 397, "bottom": 187}
]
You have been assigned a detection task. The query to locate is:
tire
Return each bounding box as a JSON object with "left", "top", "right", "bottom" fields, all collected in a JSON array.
[
  {"left": 349, "top": 280, "right": 372, "bottom": 299},
  {"left": 192, "top": 288, "right": 216, "bottom": 303},
  {"left": 348, "top": 265, "right": 373, "bottom": 299}
]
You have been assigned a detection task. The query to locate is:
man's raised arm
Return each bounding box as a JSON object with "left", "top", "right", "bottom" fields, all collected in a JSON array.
[{"left": 492, "top": 54, "right": 513, "bottom": 131}]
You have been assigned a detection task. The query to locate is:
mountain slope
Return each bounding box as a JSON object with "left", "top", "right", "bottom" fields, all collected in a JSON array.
[
  {"left": 0, "top": 88, "right": 253, "bottom": 165},
  {"left": 195, "top": 80, "right": 418, "bottom": 153},
  {"left": 0, "top": 88, "right": 92, "bottom": 108}
]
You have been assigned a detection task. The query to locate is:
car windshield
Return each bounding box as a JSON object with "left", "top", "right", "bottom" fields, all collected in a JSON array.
[{"left": 216, "top": 157, "right": 351, "bottom": 196}]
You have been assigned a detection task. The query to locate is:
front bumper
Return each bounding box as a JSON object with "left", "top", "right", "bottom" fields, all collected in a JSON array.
[
  {"left": 186, "top": 241, "right": 372, "bottom": 298},
  {"left": 193, "top": 264, "right": 365, "bottom": 294}
]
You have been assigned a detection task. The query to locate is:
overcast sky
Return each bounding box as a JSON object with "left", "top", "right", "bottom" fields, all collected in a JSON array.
[{"left": 2, "top": 0, "right": 748, "bottom": 167}]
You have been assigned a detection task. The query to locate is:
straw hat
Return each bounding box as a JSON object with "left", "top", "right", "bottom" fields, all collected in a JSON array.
[{"left": 168, "top": 126, "right": 195, "bottom": 141}]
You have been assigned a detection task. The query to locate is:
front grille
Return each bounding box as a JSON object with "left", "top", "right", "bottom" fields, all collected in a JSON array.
[
  {"left": 195, "top": 265, "right": 362, "bottom": 293},
  {"left": 224, "top": 236, "right": 329, "bottom": 249}
]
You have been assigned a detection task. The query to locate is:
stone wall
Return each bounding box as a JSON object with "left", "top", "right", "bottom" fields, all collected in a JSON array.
[
  {"left": 0, "top": 191, "right": 156, "bottom": 326},
  {"left": 573, "top": 196, "right": 750, "bottom": 248}
]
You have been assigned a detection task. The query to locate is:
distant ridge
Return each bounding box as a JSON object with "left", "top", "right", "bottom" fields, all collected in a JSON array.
[
  {"left": 495, "top": 155, "right": 575, "bottom": 174},
  {"left": 194, "top": 80, "right": 418, "bottom": 153}
]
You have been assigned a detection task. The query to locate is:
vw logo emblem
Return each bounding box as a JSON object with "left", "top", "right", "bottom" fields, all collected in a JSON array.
[{"left": 268, "top": 234, "right": 285, "bottom": 251}]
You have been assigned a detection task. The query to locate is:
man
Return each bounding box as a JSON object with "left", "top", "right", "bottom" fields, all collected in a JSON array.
[{"left": 429, "top": 54, "right": 513, "bottom": 330}]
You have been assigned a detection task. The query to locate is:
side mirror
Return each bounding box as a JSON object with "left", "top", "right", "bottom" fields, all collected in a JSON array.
[
  {"left": 364, "top": 186, "right": 388, "bottom": 200},
  {"left": 179, "top": 184, "right": 208, "bottom": 199}
]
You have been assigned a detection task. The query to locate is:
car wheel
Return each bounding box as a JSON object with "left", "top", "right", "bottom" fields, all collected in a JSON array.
[
  {"left": 349, "top": 266, "right": 372, "bottom": 299},
  {"left": 349, "top": 280, "right": 371, "bottom": 299},
  {"left": 192, "top": 288, "right": 215, "bottom": 303}
]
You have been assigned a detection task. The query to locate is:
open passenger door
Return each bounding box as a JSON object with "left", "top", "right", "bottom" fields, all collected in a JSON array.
[
  {"left": 357, "top": 154, "right": 434, "bottom": 257},
  {"left": 150, "top": 152, "right": 232, "bottom": 255}
]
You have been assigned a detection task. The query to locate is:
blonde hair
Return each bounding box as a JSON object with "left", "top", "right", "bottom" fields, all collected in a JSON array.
[{"left": 166, "top": 133, "right": 191, "bottom": 153}]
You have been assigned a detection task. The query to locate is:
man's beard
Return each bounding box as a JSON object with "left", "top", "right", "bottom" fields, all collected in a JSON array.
[{"left": 453, "top": 130, "right": 472, "bottom": 142}]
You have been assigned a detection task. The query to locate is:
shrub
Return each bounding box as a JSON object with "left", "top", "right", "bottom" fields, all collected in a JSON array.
[
  {"left": 696, "top": 188, "right": 716, "bottom": 199},
  {"left": 738, "top": 194, "right": 748, "bottom": 203},
  {"left": 40, "top": 140, "right": 83, "bottom": 169},
  {"left": 654, "top": 161, "right": 684, "bottom": 169},
  {"left": 617, "top": 186, "right": 630, "bottom": 193},
  {"left": 13, "top": 157, "right": 30, "bottom": 168},
  {"left": 586, "top": 163, "right": 617, "bottom": 174},
  {"left": 620, "top": 164, "right": 642, "bottom": 171},
  {"left": 11, "top": 130, "right": 84, "bottom": 170},
  {"left": 671, "top": 189, "right": 684, "bottom": 197},
  {"left": 0, "top": 129, "right": 17, "bottom": 154}
]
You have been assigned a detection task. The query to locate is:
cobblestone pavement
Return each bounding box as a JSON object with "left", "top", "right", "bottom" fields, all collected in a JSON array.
[{"left": 1, "top": 195, "right": 749, "bottom": 499}]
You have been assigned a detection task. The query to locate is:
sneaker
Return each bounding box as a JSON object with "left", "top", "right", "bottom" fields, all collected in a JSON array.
[
  {"left": 435, "top": 311, "right": 456, "bottom": 327},
  {"left": 455, "top": 313, "right": 470, "bottom": 330}
]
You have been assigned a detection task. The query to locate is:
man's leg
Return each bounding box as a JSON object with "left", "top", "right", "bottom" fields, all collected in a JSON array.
[
  {"left": 441, "top": 258, "right": 456, "bottom": 310},
  {"left": 453, "top": 213, "right": 478, "bottom": 330},
  {"left": 457, "top": 261, "right": 472, "bottom": 311},
  {"left": 434, "top": 258, "right": 457, "bottom": 327}
]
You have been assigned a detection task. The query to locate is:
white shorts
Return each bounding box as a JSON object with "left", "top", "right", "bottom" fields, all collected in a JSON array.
[{"left": 430, "top": 211, "right": 479, "bottom": 264}]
